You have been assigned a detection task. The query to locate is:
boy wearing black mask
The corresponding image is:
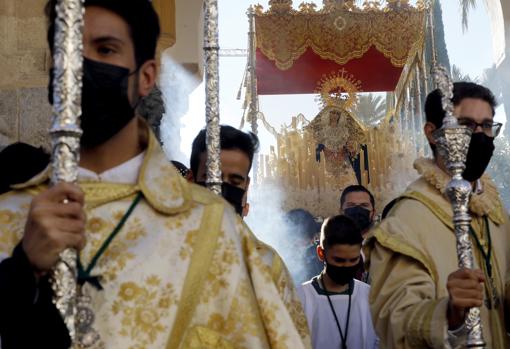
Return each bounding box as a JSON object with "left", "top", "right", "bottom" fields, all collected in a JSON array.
[
  {"left": 190, "top": 125, "right": 259, "bottom": 218},
  {"left": 340, "top": 185, "right": 375, "bottom": 282},
  {"left": 298, "top": 215, "right": 378, "bottom": 349},
  {"left": 369, "top": 82, "right": 510, "bottom": 348}
]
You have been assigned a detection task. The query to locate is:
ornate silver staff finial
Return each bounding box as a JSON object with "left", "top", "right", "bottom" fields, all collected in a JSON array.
[
  {"left": 431, "top": 65, "right": 485, "bottom": 348},
  {"left": 50, "top": 0, "right": 100, "bottom": 347},
  {"left": 204, "top": 0, "right": 222, "bottom": 195}
]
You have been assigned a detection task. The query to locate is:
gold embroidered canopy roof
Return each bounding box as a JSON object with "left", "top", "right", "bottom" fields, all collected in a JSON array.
[{"left": 254, "top": 0, "right": 427, "bottom": 71}]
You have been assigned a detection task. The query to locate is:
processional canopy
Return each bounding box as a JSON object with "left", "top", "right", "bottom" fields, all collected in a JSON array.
[
  {"left": 250, "top": 0, "right": 431, "bottom": 216},
  {"left": 254, "top": 0, "right": 427, "bottom": 95}
]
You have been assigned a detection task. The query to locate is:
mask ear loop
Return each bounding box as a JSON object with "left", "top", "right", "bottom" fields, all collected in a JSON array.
[{"left": 128, "top": 65, "right": 143, "bottom": 110}]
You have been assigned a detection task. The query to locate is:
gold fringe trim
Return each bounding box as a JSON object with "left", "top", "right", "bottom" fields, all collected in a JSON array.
[{"left": 413, "top": 158, "right": 505, "bottom": 224}]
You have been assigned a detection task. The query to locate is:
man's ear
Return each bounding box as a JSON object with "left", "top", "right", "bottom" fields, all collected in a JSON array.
[
  {"left": 242, "top": 203, "right": 250, "bottom": 217},
  {"left": 424, "top": 122, "right": 437, "bottom": 147},
  {"left": 138, "top": 59, "right": 157, "bottom": 97},
  {"left": 317, "top": 245, "right": 325, "bottom": 262}
]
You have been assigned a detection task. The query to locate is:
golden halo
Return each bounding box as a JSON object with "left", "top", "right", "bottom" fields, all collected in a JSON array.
[{"left": 315, "top": 69, "right": 363, "bottom": 110}]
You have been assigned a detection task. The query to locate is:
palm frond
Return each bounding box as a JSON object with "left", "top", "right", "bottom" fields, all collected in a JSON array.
[
  {"left": 451, "top": 64, "right": 475, "bottom": 83},
  {"left": 352, "top": 93, "right": 387, "bottom": 125},
  {"left": 460, "top": 0, "right": 477, "bottom": 32}
]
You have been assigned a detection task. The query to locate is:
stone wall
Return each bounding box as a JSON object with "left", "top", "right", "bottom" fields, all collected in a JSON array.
[{"left": 0, "top": 0, "right": 52, "bottom": 149}]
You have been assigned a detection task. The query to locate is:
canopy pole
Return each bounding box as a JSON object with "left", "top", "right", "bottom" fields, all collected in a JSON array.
[
  {"left": 247, "top": 6, "right": 259, "bottom": 183},
  {"left": 247, "top": 6, "right": 258, "bottom": 135}
]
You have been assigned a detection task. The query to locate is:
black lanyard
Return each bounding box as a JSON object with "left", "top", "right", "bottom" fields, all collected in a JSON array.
[
  {"left": 469, "top": 216, "right": 497, "bottom": 308},
  {"left": 77, "top": 192, "right": 143, "bottom": 289},
  {"left": 322, "top": 276, "right": 352, "bottom": 349},
  {"left": 468, "top": 216, "right": 492, "bottom": 278}
]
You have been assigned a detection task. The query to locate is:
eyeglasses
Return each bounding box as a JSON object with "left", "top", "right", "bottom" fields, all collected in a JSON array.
[{"left": 458, "top": 118, "right": 503, "bottom": 138}]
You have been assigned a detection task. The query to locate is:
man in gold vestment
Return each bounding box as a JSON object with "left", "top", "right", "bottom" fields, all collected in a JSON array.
[
  {"left": 368, "top": 82, "right": 509, "bottom": 348},
  {"left": 0, "top": 1, "right": 311, "bottom": 348}
]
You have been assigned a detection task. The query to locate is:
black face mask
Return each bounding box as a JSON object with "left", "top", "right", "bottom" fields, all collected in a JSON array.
[
  {"left": 462, "top": 133, "right": 495, "bottom": 182},
  {"left": 344, "top": 206, "right": 372, "bottom": 231},
  {"left": 196, "top": 181, "right": 246, "bottom": 216},
  {"left": 324, "top": 262, "right": 359, "bottom": 286},
  {"left": 48, "top": 58, "right": 138, "bottom": 148}
]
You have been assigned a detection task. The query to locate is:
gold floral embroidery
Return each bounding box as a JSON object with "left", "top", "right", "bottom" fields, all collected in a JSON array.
[
  {"left": 82, "top": 211, "right": 147, "bottom": 283},
  {"left": 112, "top": 275, "right": 177, "bottom": 348},
  {"left": 165, "top": 208, "right": 194, "bottom": 232},
  {"left": 179, "top": 229, "right": 199, "bottom": 260},
  {"left": 200, "top": 231, "right": 240, "bottom": 303},
  {"left": 87, "top": 217, "right": 109, "bottom": 234},
  {"left": 258, "top": 299, "right": 290, "bottom": 349},
  {"left": 206, "top": 280, "right": 266, "bottom": 347},
  {"left": 244, "top": 232, "right": 310, "bottom": 345},
  {"left": 0, "top": 208, "right": 27, "bottom": 254},
  {"left": 245, "top": 237, "right": 274, "bottom": 284},
  {"left": 182, "top": 326, "right": 235, "bottom": 349}
]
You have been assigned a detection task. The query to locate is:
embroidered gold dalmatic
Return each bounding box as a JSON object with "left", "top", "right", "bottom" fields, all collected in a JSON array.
[
  {"left": 0, "top": 131, "right": 311, "bottom": 349},
  {"left": 366, "top": 158, "right": 510, "bottom": 349}
]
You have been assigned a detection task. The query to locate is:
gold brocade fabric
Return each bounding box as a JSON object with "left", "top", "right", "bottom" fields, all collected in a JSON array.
[
  {"left": 367, "top": 159, "right": 510, "bottom": 348},
  {"left": 0, "top": 131, "right": 312, "bottom": 349},
  {"left": 255, "top": 2, "right": 427, "bottom": 70}
]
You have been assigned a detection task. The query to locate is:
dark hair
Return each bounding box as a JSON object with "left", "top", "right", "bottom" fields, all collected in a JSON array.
[
  {"left": 284, "top": 209, "right": 320, "bottom": 241},
  {"left": 190, "top": 125, "right": 260, "bottom": 177},
  {"left": 320, "top": 215, "right": 362, "bottom": 250},
  {"left": 45, "top": 0, "right": 160, "bottom": 67},
  {"left": 138, "top": 85, "right": 165, "bottom": 141},
  {"left": 340, "top": 185, "right": 375, "bottom": 209},
  {"left": 381, "top": 198, "right": 398, "bottom": 219},
  {"left": 171, "top": 160, "right": 190, "bottom": 178},
  {"left": 0, "top": 143, "right": 50, "bottom": 195},
  {"left": 425, "top": 82, "right": 497, "bottom": 154}
]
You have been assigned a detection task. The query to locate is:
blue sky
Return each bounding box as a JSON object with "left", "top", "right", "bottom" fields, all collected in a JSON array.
[{"left": 177, "top": 0, "right": 505, "bottom": 162}]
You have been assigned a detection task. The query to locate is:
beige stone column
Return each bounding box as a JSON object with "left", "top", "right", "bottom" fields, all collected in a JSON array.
[{"left": 0, "top": 0, "right": 52, "bottom": 148}]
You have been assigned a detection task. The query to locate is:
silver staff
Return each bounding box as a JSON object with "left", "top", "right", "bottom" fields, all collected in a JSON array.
[
  {"left": 247, "top": 6, "right": 259, "bottom": 183},
  {"left": 204, "top": 0, "right": 222, "bottom": 195},
  {"left": 49, "top": 0, "right": 84, "bottom": 344},
  {"left": 247, "top": 6, "right": 258, "bottom": 135},
  {"left": 431, "top": 65, "right": 485, "bottom": 347}
]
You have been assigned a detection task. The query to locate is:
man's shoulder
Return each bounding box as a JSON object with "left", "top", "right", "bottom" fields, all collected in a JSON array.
[{"left": 187, "top": 181, "right": 226, "bottom": 207}]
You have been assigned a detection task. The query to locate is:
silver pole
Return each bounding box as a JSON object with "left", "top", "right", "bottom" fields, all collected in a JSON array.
[
  {"left": 49, "top": 0, "right": 84, "bottom": 344},
  {"left": 414, "top": 65, "right": 425, "bottom": 156},
  {"left": 247, "top": 6, "right": 258, "bottom": 135},
  {"left": 431, "top": 65, "right": 485, "bottom": 348},
  {"left": 247, "top": 6, "right": 259, "bottom": 183},
  {"left": 204, "top": 0, "right": 222, "bottom": 195}
]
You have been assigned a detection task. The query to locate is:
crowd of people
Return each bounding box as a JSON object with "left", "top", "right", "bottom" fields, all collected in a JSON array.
[{"left": 0, "top": 0, "right": 509, "bottom": 348}]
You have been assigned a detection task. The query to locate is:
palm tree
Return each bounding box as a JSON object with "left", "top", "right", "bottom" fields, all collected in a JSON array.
[
  {"left": 352, "top": 93, "right": 386, "bottom": 126},
  {"left": 459, "top": 0, "right": 478, "bottom": 31},
  {"left": 451, "top": 64, "right": 475, "bottom": 82},
  {"left": 488, "top": 137, "right": 510, "bottom": 210}
]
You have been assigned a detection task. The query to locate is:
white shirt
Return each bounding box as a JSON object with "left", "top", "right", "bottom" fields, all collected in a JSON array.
[
  {"left": 297, "top": 277, "right": 379, "bottom": 349},
  {"left": 78, "top": 151, "right": 145, "bottom": 184}
]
